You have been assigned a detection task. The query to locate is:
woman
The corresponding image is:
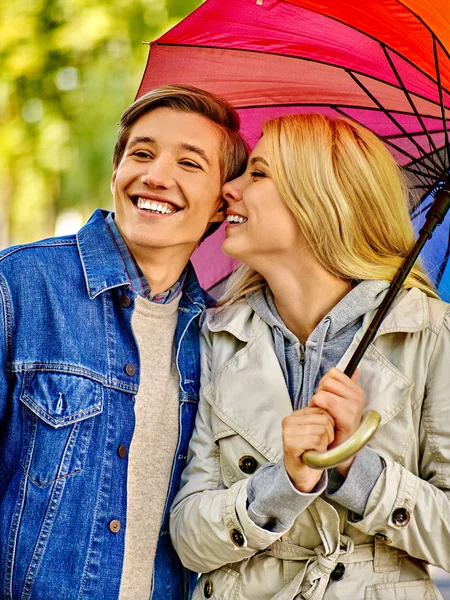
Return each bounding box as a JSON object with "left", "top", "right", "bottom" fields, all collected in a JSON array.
[{"left": 170, "top": 114, "right": 450, "bottom": 599}]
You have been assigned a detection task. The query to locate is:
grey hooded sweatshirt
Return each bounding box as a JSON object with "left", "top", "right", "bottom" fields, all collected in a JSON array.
[{"left": 246, "top": 280, "right": 389, "bottom": 532}]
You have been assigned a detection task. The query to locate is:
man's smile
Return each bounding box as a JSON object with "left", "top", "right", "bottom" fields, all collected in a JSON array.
[
  {"left": 129, "top": 192, "right": 183, "bottom": 216},
  {"left": 136, "top": 197, "right": 179, "bottom": 215}
]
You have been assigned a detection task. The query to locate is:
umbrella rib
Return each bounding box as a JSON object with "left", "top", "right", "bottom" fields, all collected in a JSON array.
[
  {"left": 402, "top": 144, "right": 449, "bottom": 170},
  {"left": 414, "top": 184, "right": 443, "bottom": 190},
  {"left": 385, "top": 142, "right": 443, "bottom": 182},
  {"left": 238, "top": 103, "right": 443, "bottom": 120},
  {"left": 433, "top": 36, "right": 450, "bottom": 171},
  {"left": 385, "top": 129, "right": 445, "bottom": 140},
  {"left": 374, "top": 140, "right": 437, "bottom": 183},
  {"left": 394, "top": 0, "right": 450, "bottom": 69},
  {"left": 382, "top": 45, "right": 446, "bottom": 171},
  {"left": 330, "top": 106, "right": 440, "bottom": 184},
  {"left": 401, "top": 146, "right": 449, "bottom": 188},
  {"left": 347, "top": 70, "right": 445, "bottom": 175},
  {"left": 333, "top": 107, "right": 427, "bottom": 161},
  {"left": 405, "top": 167, "right": 437, "bottom": 183}
]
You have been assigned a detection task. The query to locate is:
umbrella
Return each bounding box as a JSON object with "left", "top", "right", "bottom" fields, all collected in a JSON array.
[{"left": 137, "top": 0, "right": 450, "bottom": 297}]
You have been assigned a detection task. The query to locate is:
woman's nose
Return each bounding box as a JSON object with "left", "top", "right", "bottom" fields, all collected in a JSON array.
[{"left": 222, "top": 176, "right": 243, "bottom": 204}]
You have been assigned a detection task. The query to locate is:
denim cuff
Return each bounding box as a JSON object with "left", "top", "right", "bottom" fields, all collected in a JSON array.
[
  {"left": 247, "top": 461, "right": 327, "bottom": 533},
  {"left": 325, "top": 448, "right": 384, "bottom": 516}
]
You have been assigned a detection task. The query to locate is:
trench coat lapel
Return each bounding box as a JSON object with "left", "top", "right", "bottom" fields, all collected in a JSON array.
[{"left": 205, "top": 322, "right": 292, "bottom": 463}]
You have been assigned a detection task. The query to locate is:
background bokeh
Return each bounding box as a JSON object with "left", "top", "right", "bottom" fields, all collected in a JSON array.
[{"left": 0, "top": 0, "right": 202, "bottom": 249}]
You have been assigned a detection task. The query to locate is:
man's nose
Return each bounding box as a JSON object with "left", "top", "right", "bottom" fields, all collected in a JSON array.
[
  {"left": 222, "top": 176, "right": 243, "bottom": 205},
  {"left": 141, "top": 157, "right": 174, "bottom": 189}
]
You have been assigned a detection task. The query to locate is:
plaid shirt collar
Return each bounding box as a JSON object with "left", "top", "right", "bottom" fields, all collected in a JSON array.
[{"left": 105, "top": 212, "right": 186, "bottom": 304}]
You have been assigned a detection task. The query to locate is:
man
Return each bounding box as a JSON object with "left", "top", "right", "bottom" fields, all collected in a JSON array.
[{"left": 0, "top": 84, "right": 248, "bottom": 600}]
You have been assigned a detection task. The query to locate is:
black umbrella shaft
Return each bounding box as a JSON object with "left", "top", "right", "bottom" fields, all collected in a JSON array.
[{"left": 344, "top": 180, "right": 450, "bottom": 378}]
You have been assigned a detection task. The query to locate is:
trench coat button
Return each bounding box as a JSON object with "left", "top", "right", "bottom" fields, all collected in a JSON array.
[
  {"left": 125, "top": 363, "right": 136, "bottom": 376},
  {"left": 374, "top": 532, "right": 392, "bottom": 544},
  {"left": 238, "top": 455, "right": 257, "bottom": 474},
  {"left": 204, "top": 579, "right": 213, "bottom": 598},
  {"left": 330, "top": 562, "right": 345, "bottom": 581},
  {"left": 230, "top": 528, "right": 245, "bottom": 547},
  {"left": 117, "top": 445, "right": 127, "bottom": 458},
  {"left": 392, "top": 507, "right": 410, "bottom": 527},
  {"left": 120, "top": 294, "right": 131, "bottom": 308},
  {"left": 109, "top": 519, "right": 121, "bottom": 533}
]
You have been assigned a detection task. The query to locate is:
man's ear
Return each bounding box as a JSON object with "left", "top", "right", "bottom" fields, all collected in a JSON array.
[
  {"left": 209, "top": 197, "right": 227, "bottom": 223},
  {"left": 110, "top": 169, "right": 117, "bottom": 194}
]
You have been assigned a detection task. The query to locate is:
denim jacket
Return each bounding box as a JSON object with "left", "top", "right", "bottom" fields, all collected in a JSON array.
[{"left": 0, "top": 209, "right": 208, "bottom": 600}]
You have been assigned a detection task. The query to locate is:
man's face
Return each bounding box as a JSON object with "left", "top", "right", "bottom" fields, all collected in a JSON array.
[{"left": 111, "top": 107, "right": 224, "bottom": 261}]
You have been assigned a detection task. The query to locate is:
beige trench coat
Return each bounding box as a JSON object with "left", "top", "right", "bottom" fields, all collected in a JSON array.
[{"left": 170, "top": 288, "right": 450, "bottom": 600}]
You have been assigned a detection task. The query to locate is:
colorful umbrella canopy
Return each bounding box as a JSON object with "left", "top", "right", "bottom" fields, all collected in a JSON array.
[{"left": 137, "top": 0, "right": 450, "bottom": 296}]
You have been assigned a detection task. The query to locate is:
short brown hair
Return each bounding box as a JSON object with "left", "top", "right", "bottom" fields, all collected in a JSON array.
[
  {"left": 113, "top": 84, "right": 248, "bottom": 181},
  {"left": 113, "top": 84, "right": 249, "bottom": 239}
]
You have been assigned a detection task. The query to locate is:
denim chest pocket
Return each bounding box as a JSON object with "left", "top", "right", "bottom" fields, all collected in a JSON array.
[{"left": 20, "top": 370, "right": 104, "bottom": 487}]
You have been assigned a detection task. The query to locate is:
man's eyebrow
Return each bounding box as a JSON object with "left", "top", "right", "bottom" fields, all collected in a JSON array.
[
  {"left": 179, "top": 143, "right": 211, "bottom": 166},
  {"left": 250, "top": 156, "right": 269, "bottom": 167},
  {"left": 127, "top": 136, "right": 155, "bottom": 148},
  {"left": 126, "top": 138, "right": 211, "bottom": 166}
]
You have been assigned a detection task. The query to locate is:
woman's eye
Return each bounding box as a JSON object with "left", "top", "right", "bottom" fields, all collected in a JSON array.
[{"left": 249, "top": 170, "right": 266, "bottom": 179}]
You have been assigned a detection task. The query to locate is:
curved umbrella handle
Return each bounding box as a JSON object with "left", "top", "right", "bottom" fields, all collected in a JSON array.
[{"left": 301, "top": 410, "right": 381, "bottom": 470}]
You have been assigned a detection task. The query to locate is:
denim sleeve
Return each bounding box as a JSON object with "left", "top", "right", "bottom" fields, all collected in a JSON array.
[
  {"left": 325, "top": 447, "right": 384, "bottom": 516},
  {"left": 0, "top": 276, "right": 8, "bottom": 424},
  {"left": 247, "top": 461, "right": 327, "bottom": 532}
]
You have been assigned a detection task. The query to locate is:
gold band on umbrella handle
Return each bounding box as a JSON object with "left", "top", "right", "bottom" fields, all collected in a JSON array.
[{"left": 301, "top": 410, "right": 381, "bottom": 470}]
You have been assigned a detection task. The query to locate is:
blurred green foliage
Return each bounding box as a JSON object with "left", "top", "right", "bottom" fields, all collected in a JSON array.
[{"left": 0, "top": 0, "right": 202, "bottom": 247}]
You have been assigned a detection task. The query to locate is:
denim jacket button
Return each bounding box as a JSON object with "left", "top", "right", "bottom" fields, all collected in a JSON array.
[
  {"left": 109, "top": 520, "right": 121, "bottom": 533},
  {"left": 125, "top": 363, "right": 136, "bottom": 376},
  {"left": 120, "top": 294, "right": 131, "bottom": 308},
  {"left": 117, "top": 445, "right": 127, "bottom": 458}
]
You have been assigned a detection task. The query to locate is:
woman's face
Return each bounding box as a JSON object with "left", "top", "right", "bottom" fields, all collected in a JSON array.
[{"left": 221, "top": 135, "right": 309, "bottom": 268}]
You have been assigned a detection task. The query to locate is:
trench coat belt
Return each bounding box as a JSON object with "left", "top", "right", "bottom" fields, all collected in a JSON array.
[{"left": 265, "top": 538, "right": 374, "bottom": 600}]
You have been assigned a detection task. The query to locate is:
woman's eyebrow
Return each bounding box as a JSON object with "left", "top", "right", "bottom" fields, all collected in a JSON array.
[{"left": 250, "top": 156, "right": 269, "bottom": 167}]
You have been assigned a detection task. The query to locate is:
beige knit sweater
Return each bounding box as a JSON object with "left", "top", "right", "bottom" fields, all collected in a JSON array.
[{"left": 119, "top": 295, "right": 181, "bottom": 600}]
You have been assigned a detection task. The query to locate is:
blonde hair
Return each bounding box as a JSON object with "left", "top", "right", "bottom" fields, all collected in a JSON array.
[{"left": 221, "top": 113, "right": 436, "bottom": 304}]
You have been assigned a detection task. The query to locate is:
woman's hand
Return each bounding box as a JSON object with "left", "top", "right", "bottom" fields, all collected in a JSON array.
[
  {"left": 282, "top": 407, "right": 335, "bottom": 493},
  {"left": 309, "top": 367, "right": 365, "bottom": 477}
]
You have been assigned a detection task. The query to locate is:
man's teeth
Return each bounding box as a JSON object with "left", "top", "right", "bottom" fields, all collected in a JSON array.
[
  {"left": 226, "top": 214, "right": 247, "bottom": 224},
  {"left": 137, "top": 198, "right": 176, "bottom": 214}
]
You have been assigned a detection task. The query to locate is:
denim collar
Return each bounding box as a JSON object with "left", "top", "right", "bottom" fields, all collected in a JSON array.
[
  {"left": 77, "top": 209, "right": 209, "bottom": 311},
  {"left": 77, "top": 209, "right": 130, "bottom": 299}
]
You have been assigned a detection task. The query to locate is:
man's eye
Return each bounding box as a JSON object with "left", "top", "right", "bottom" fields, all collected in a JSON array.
[
  {"left": 180, "top": 160, "right": 201, "bottom": 169},
  {"left": 134, "top": 151, "right": 152, "bottom": 159},
  {"left": 249, "top": 170, "right": 265, "bottom": 179}
]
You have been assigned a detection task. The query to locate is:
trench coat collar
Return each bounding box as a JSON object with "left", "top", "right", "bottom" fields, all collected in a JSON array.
[
  {"left": 207, "top": 287, "right": 429, "bottom": 342},
  {"left": 207, "top": 299, "right": 257, "bottom": 342}
]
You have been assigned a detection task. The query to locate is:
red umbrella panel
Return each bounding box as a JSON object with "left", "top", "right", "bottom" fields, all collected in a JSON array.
[{"left": 137, "top": 0, "right": 450, "bottom": 295}]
